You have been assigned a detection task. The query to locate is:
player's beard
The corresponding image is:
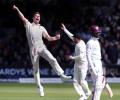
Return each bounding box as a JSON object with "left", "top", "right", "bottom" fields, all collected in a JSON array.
[{"left": 92, "top": 32, "right": 101, "bottom": 39}]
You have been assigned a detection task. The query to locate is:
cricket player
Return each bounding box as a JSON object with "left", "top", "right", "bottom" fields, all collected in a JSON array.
[
  {"left": 61, "top": 24, "right": 91, "bottom": 100},
  {"left": 86, "top": 25, "right": 105, "bottom": 100},
  {"left": 12, "top": 5, "right": 71, "bottom": 96}
]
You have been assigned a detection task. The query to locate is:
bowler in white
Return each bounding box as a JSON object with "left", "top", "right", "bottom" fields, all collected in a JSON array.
[{"left": 12, "top": 5, "right": 71, "bottom": 97}]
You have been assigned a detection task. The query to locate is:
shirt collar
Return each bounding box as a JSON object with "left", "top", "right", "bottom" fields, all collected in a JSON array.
[
  {"left": 91, "top": 36, "right": 99, "bottom": 40},
  {"left": 32, "top": 22, "right": 40, "bottom": 26}
]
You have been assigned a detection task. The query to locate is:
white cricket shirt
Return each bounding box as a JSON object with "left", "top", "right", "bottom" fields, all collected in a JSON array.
[
  {"left": 64, "top": 28, "right": 87, "bottom": 63},
  {"left": 25, "top": 21, "right": 47, "bottom": 51},
  {"left": 86, "top": 37, "right": 101, "bottom": 68},
  {"left": 73, "top": 40, "right": 87, "bottom": 63}
]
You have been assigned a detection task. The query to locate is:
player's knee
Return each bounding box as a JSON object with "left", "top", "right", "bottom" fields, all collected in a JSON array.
[
  {"left": 73, "top": 81, "right": 79, "bottom": 87},
  {"left": 33, "top": 70, "right": 38, "bottom": 75},
  {"left": 96, "top": 76, "right": 106, "bottom": 87},
  {"left": 73, "top": 79, "right": 79, "bottom": 84},
  {"left": 49, "top": 58, "right": 57, "bottom": 64},
  {"left": 33, "top": 67, "right": 39, "bottom": 74},
  {"left": 95, "top": 85, "right": 104, "bottom": 92},
  {"left": 80, "top": 80, "right": 86, "bottom": 86},
  {"left": 73, "top": 80, "right": 77, "bottom": 83}
]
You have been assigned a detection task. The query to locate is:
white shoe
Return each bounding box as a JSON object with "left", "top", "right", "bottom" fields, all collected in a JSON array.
[
  {"left": 38, "top": 87, "right": 44, "bottom": 96},
  {"left": 86, "top": 90, "right": 91, "bottom": 99},
  {"left": 60, "top": 74, "right": 71, "bottom": 81},
  {"left": 79, "top": 95, "right": 87, "bottom": 100}
]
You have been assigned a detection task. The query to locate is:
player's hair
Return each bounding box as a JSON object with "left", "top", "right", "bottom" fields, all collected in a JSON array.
[{"left": 33, "top": 12, "right": 40, "bottom": 17}]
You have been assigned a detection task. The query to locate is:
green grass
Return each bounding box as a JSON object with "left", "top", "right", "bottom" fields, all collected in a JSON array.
[{"left": 0, "top": 83, "right": 119, "bottom": 100}]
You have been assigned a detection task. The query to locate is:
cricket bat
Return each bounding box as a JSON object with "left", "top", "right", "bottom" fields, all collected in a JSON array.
[{"left": 105, "top": 83, "right": 113, "bottom": 98}]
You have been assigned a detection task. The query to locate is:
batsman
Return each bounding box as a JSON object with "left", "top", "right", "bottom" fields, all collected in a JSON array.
[{"left": 86, "top": 25, "right": 113, "bottom": 100}]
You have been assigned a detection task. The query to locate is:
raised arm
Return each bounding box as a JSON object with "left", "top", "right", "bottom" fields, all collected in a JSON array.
[
  {"left": 61, "top": 23, "right": 74, "bottom": 41},
  {"left": 12, "top": 5, "right": 28, "bottom": 24}
]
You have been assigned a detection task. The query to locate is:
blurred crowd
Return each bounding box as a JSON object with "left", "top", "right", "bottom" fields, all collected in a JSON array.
[{"left": 0, "top": 0, "right": 120, "bottom": 68}]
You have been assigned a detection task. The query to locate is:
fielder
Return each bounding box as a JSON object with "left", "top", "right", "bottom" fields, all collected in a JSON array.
[
  {"left": 86, "top": 25, "right": 106, "bottom": 100},
  {"left": 61, "top": 24, "right": 91, "bottom": 100},
  {"left": 12, "top": 5, "right": 71, "bottom": 96}
]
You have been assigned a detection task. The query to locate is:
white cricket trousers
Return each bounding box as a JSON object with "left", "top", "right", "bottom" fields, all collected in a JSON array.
[
  {"left": 30, "top": 47, "right": 64, "bottom": 88},
  {"left": 89, "top": 60, "right": 105, "bottom": 100},
  {"left": 73, "top": 63, "right": 90, "bottom": 97}
]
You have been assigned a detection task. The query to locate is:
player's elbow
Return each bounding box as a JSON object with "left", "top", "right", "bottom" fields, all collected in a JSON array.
[
  {"left": 47, "top": 38, "right": 52, "bottom": 41},
  {"left": 46, "top": 36, "right": 52, "bottom": 41}
]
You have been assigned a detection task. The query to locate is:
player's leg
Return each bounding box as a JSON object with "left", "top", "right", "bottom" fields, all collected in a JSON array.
[
  {"left": 30, "top": 51, "right": 44, "bottom": 96},
  {"left": 74, "top": 82, "right": 87, "bottom": 100},
  {"left": 73, "top": 67, "right": 87, "bottom": 100},
  {"left": 91, "top": 61, "right": 104, "bottom": 100},
  {"left": 92, "top": 76, "right": 105, "bottom": 100},
  {"left": 79, "top": 67, "right": 91, "bottom": 99},
  {"left": 40, "top": 49, "right": 71, "bottom": 80}
]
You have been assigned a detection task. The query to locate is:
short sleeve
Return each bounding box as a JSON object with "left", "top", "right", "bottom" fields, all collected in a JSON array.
[
  {"left": 24, "top": 21, "right": 31, "bottom": 30},
  {"left": 41, "top": 26, "right": 48, "bottom": 38}
]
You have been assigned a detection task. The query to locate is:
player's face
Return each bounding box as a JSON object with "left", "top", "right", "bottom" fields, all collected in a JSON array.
[
  {"left": 93, "top": 32, "right": 101, "bottom": 38},
  {"left": 33, "top": 13, "right": 40, "bottom": 24}
]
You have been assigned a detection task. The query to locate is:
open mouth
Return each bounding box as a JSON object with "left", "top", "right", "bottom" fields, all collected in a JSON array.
[{"left": 36, "top": 18, "right": 39, "bottom": 21}]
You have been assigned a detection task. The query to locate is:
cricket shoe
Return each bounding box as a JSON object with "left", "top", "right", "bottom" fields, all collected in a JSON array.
[
  {"left": 60, "top": 74, "right": 72, "bottom": 81},
  {"left": 79, "top": 95, "right": 87, "bottom": 100},
  {"left": 86, "top": 90, "right": 91, "bottom": 99},
  {"left": 38, "top": 86, "right": 44, "bottom": 96}
]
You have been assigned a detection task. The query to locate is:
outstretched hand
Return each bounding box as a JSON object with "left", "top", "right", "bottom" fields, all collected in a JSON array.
[
  {"left": 61, "top": 23, "right": 66, "bottom": 31},
  {"left": 12, "top": 5, "right": 18, "bottom": 10}
]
